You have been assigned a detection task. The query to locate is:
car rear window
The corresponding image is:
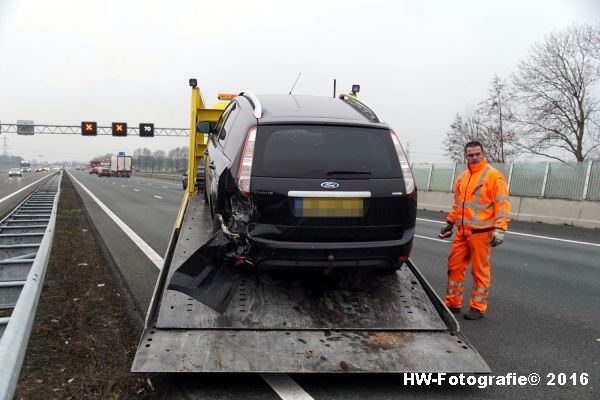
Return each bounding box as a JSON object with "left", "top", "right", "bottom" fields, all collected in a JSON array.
[{"left": 252, "top": 125, "right": 402, "bottom": 179}]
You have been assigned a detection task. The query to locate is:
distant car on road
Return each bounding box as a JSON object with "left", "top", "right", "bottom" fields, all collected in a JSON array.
[
  {"left": 182, "top": 158, "right": 205, "bottom": 191},
  {"left": 97, "top": 167, "right": 112, "bottom": 177},
  {"left": 8, "top": 168, "right": 23, "bottom": 177}
]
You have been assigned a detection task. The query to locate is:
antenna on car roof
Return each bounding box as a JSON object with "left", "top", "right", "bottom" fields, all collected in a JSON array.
[
  {"left": 333, "top": 79, "right": 336, "bottom": 97},
  {"left": 288, "top": 72, "right": 302, "bottom": 95}
]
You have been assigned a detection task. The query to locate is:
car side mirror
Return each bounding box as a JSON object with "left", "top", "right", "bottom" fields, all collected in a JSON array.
[{"left": 196, "top": 121, "right": 215, "bottom": 133}]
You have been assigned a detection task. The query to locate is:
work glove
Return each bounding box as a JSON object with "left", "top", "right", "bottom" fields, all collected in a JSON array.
[
  {"left": 438, "top": 222, "right": 454, "bottom": 239},
  {"left": 491, "top": 228, "right": 505, "bottom": 247}
]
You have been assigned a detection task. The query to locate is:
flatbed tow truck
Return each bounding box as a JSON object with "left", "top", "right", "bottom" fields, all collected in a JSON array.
[{"left": 132, "top": 81, "right": 490, "bottom": 374}]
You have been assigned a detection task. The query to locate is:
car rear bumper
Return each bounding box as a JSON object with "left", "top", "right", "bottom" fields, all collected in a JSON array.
[{"left": 249, "top": 227, "right": 414, "bottom": 269}]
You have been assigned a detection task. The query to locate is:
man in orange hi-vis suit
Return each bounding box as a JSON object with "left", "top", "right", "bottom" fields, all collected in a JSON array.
[{"left": 438, "top": 141, "right": 510, "bottom": 320}]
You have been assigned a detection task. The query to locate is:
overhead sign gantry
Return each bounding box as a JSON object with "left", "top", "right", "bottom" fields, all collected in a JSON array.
[{"left": 0, "top": 123, "right": 186, "bottom": 136}]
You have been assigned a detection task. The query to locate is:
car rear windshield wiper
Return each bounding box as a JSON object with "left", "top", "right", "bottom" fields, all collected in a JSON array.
[{"left": 326, "top": 170, "right": 372, "bottom": 175}]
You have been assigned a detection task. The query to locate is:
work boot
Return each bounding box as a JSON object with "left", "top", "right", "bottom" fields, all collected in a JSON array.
[
  {"left": 464, "top": 308, "right": 484, "bottom": 320},
  {"left": 448, "top": 307, "right": 461, "bottom": 314}
]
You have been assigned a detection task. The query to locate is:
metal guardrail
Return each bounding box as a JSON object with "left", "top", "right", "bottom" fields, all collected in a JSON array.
[
  {"left": 0, "top": 172, "right": 62, "bottom": 400},
  {"left": 413, "top": 160, "right": 600, "bottom": 200}
]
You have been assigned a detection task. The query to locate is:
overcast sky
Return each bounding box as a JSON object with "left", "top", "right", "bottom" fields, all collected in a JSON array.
[{"left": 0, "top": 0, "right": 598, "bottom": 164}]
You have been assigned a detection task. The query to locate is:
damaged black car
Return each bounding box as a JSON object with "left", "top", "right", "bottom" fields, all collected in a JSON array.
[{"left": 204, "top": 93, "right": 417, "bottom": 272}]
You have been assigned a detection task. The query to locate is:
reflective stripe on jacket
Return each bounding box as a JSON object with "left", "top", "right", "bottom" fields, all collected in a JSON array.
[{"left": 447, "top": 160, "right": 510, "bottom": 231}]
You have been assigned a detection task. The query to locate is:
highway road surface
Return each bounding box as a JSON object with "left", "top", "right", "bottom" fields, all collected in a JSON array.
[
  {"left": 0, "top": 171, "right": 55, "bottom": 218},
  {"left": 0, "top": 170, "right": 54, "bottom": 200},
  {"left": 66, "top": 169, "right": 599, "bottom": 399}
]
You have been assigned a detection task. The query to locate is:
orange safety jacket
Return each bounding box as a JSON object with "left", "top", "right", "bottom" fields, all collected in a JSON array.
[{"left": 447, "top": 160, "right": 510, "bottom": 231}]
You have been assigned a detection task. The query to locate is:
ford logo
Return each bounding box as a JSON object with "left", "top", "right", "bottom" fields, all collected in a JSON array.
[{"left": 321, "top": 181, "right": 339, "bottom": 189}]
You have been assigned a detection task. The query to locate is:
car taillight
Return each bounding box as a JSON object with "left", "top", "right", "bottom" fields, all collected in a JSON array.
[
  {"left": 237, "top": 126, "right": 257, "bottom": 196},
  {"left": 390, "top": 130, "right": 415, "bottom": 194}
]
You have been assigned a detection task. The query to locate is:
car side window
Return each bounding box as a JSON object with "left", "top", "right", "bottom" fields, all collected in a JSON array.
[
  {"left": 217, "top": 103, "right": 239, "bottom": 147},
  {"left": 211, "top": 102, "right": 235, "bottom": 146}
]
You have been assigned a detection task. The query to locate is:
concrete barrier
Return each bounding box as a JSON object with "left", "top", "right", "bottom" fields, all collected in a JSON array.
[{"left": 417, "top": 190, "right": 600, "bottom": 229}]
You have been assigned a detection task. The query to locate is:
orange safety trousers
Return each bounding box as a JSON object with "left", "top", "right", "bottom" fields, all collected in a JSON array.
[{"left": 445, "top": 228, "right": 493, "bottom": 313}]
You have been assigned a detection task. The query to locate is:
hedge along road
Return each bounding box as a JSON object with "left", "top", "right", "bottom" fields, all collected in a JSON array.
[{"left": 66, "top": 169, "right": 599, "bottom": 400}]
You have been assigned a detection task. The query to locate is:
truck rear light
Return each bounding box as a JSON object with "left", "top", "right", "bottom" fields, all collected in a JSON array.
[
  {"left": 237, "top": 126, "right": 257, "bottom": 196},
  {"left": 390, "top": 130, "right": 415, "bottom": 194}
]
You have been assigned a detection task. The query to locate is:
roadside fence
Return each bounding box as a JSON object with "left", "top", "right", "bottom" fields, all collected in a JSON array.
[{"left": 412, "top": 160, "right": 600, "bottom": 201}]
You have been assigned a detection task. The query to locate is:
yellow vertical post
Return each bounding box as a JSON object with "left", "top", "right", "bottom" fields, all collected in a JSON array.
[
  {"left": 186, "top": 84, "right": 228, "bottom": 196},
  {"left": 187, "top": 86, "right": 205, "bottom": 195},
  {"left": 175, "top": 83, "right": 227, "bottom": 230}
]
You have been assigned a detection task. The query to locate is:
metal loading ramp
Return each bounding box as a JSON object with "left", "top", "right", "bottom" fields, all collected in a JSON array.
[{"left": 133, "top": 195, "right": 490, "bottom": 373}]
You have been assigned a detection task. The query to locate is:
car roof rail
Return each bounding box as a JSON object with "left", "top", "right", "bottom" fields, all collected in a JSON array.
[
  {"left": 239, "top": 91, "right": 262, "bottom": 118},
  {"left": 338, "top": 94, "right": 381, "bottom": 123}
]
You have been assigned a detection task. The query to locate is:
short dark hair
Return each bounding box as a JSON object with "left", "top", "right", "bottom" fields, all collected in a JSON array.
[{"left": 464, "top": 140, "right": 485, "bottom": 153}]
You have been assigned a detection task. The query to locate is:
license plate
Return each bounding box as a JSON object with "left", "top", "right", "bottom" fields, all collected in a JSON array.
[{"left": 293, "top": 198, "right": 364, "bottom": 217}]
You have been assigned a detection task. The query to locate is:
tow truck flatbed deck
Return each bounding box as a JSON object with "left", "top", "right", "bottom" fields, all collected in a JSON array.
[{"left": 132, "top": 195, "right": 490, "bottom": 373}]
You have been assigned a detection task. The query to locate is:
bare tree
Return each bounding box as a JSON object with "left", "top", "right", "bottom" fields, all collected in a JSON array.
[
  {"left": 132, "top": 148, "right": 143, "bottom": 171},
  {"left": 478, "top": 74, "right": 518, "bottom": 162},
  {"left": 93, "top": 153, "right": 113, "bottom": 163},
  {"left": 167, "top": 148, "right": 177, "bottom": 171},
  {"left": 513, "top": 23, "right": 600, "bottom": 162},
  {"left": 443, "top": 111, "right": 495, "bottom": 162},
  {"left": 141, "top": 148, "right": 152, "bottom": 171},
  {"left": 444, "top": 114, "right": 468, "bottom": 162},
  {"left": 176, "top": 146, "right": 189, "bottom": 172},
  {"left": 0, "top": 154, "right": 24, "bottom": 167},
  {"left": 153, "top": 149, "right": 166, "bottom": 172}
]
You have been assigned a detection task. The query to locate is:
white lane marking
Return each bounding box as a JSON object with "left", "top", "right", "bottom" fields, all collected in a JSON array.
[
  {"left": 112, "top": 182, "right": 116, "bottom": 184},
  {"left": 68, "top": 172, "right": 163, "bottom": 269},
  {"left": 417, "top": 218, "right": 446, "bottom": 224},
  {"left": 417, "top": 217, "right": 600, "bottom": 248},
  {"left": 261, "top": 374, "right": 314, "bottom": 400},
  {"left": 121, "top": 185, "right": 126, "bottom": 188},
  {"left": 153, "top": 195, "right": 163, "bottom": 199},
  {"left": 133, "top": 189, "right": 140, "bottom": 192},
  {"left": 0, "top": 175, "right": 51, "bottom": 205},
  {"left": 162, "top": 186, "right": 167, "bottom": 189},
  {"left": 415, "top": 234, "right": 449, "bottom": 243},
  {"left": 506, "top": 231, "right": 600, "bottom": 248}
]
